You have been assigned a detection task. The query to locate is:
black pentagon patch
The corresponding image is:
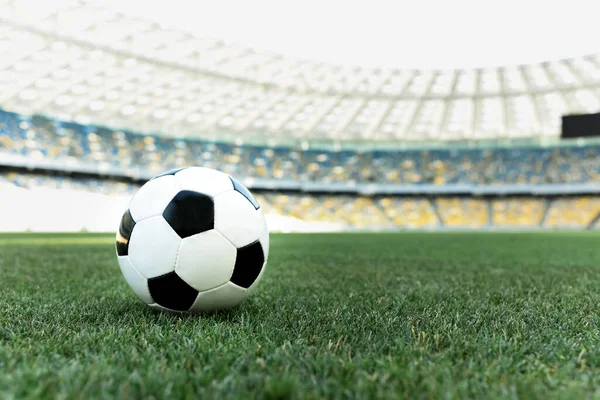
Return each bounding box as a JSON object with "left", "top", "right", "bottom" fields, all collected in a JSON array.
[
  {"left": 152, "top": 168, "right": 185, "bottom": 179},
  {"left": 231, "top": 240, "right": 264, "bottom": 288},
  {"left": 148, "top": 272, "right": 199, "bottom": 312},
  {"left": 230, "top": 176, "right": 259, "bottom": 210},
  {"left": 116, "top": 209, "right": 135, "bottom": 256},
  {"left": 163, "top": 190, "right": 214, "bottom": 238}
]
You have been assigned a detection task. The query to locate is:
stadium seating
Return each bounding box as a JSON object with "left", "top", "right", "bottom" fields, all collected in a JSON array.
[
  {"left": 5, "top": 171, "right": 600, "bottom": 231},
  {"left": 4, "top": 109, "right": 600, "bottom": 186},
  {"left": 544, "top": 197, "right": 600, "bottom": 228},
  {"left": 436, "top": 198, "right": 489, "bottom": 227},
  {"left": 492, "top": 198, "right": 546, "bottom": 227},
  {"left": 377, "top": 197, "right": 439, "bottom": 228}
]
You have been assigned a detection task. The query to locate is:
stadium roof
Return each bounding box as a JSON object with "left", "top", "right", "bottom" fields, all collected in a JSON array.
[{"left": 1, "top": 0, "right": 600, "bottom": 143}]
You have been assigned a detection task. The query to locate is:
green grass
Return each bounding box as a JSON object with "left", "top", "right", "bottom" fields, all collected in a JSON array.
[{"left": 2, "top": 232, "right": 600, "bottom": 399}]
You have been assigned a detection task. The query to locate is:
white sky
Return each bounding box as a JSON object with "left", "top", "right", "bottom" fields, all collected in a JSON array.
[{"left": 104, "top": 0, "right": 600, "bottom": 69}]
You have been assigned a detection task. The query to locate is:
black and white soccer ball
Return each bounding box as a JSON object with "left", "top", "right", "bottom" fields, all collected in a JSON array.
[{"left": 115, "top": 167, "right": 269, "bottom": 313}]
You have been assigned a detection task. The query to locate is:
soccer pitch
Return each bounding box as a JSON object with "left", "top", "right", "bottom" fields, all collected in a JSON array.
[{"left": 2, "top": 232, "right": 600, "bottom": 399}]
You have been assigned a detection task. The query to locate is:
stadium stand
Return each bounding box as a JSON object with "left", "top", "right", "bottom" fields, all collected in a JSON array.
[
  {"left": 544, "top": 197, "right": 600, "bottom": 228},
  {"left": 5, "top": 109, "right": 600, "bottom": 186},
  {"left": 4, "top": 171, "right": 600, "bottom": 232},
  {"left": 376, "top": 198, "right": 439, "bottom": 229},
  {"left": 435, "top": 198, "right": 489, "bottom": 228},
  {"left": 492, "top": 198, "right": 546, "bottom": 227},
  {"left": 1, "top": 1, "right": 600, "bottom": 232}
]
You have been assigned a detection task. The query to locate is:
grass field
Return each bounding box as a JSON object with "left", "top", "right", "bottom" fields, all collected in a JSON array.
[{"left": 2, "top": 232, "right": 600, "bottom": 399}]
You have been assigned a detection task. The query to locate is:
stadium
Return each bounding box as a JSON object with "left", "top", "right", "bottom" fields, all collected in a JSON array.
[{"left": 3, "top": 0, "right": 600, "bottom": 398}]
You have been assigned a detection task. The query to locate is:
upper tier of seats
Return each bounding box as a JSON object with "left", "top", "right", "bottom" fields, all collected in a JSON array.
[{"left": 2, "top": 109, "right": 600, "bottom": 185}]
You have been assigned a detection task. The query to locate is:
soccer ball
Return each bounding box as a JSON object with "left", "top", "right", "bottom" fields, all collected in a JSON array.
[{"left": 115, "top": 167, "right": 269, "bottom": 313}]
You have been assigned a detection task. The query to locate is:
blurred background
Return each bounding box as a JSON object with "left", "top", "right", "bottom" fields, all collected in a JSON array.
[{"left": 1, "top": 0, "right": 600, "bottom": 232}]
